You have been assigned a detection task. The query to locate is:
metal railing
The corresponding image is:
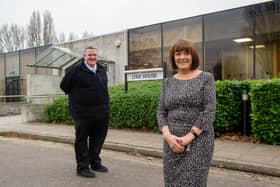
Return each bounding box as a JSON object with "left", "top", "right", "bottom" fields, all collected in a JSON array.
[
  {"left": 25, "top": 94, "right": 65, "bottom": 103},
  {"left": 0, "top": 95, "right": 26, "bottom": 103},
  {"left": 0, "top": 94, "right": 65, "bottom": 103}
]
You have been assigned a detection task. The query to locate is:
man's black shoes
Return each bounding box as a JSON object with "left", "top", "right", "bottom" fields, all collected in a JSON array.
[
  {"left": 91, "top": 164, "right": 108, "bottom": 172},
  {"left": 77, "top": 169, "right": 96, "bottom": 178},
  {"left": 76, "top": 165, "right": 108, "bottom": 178}
]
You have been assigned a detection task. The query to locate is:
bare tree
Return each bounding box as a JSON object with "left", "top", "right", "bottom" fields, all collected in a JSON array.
[
  {"left": 58, "top": 32, "right": 66, "bottom": 43},
  {"left": 68, "top": 32, "right": 78, "bottom": 41},
  {"left": 1, "top": 9, "right": 80, "bottom": 51},
  {"left": 27, "top": 10, "right": 42, "bottom": 47},
  {"left": 10, "top": 24, "right": 26, "bottom": 50},
  {"left": 0, "top": 24, "right": 11, "bottom": 51},
  {"left": 82, "top": 30, "right": 94, "bottom": 39},
  {"left": 82, "top": 30, "right": 89, "bottom": 38},
  {"left": 0, "top": 23, "right": 25, "bottom": 52},
  {"left": 43, "top": 10, "right": 57, "bottom": 45}
]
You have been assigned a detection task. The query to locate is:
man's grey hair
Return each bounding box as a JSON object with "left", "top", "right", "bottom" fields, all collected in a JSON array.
[{"left": 84, "top": 46, "right": 97, "bottom": 53}]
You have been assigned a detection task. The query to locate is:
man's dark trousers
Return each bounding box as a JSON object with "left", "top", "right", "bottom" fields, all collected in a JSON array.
[{"left": 74, "top": 117, "right": 109, "bottom": 172}]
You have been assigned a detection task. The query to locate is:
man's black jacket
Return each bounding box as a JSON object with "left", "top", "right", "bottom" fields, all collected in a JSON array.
[{"left": 60, "top": 59, "right": 110, "bottom": 119}]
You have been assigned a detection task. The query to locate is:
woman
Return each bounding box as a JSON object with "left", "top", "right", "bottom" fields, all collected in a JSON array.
[{"left": 157, "top": 39, "right": 216, "bottom": 187}]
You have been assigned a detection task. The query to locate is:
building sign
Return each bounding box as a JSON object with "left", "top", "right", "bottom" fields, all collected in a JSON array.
[{"left": 125, "top": 68, "right": 163, "bottom": 81}]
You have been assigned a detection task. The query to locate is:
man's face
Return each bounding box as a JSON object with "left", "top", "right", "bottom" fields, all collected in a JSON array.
[{"left": 84, "top": 48, "right": 97, "bottom": 67}]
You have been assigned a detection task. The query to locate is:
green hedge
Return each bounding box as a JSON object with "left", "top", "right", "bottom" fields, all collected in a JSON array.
[
  {"left": 109, "top": 81, "right": 161, "bottom": 131},
  {"left": 44, "top": 96, "right": 73, "bottom": 124},
  {"left": 214, "top": 81, "right": 241, "bottom": 136},
  {"left": 213, "top": 80, "right": 251, "bottom": 136},
  {"left": 249, "top": 79, "right": 280, "bottom": 145},
  {"left": 44, "top": 79, "right": 280, "bottom": 144},
  {"left": 44, "top": 80, "right": 245, "bottom": 135}
]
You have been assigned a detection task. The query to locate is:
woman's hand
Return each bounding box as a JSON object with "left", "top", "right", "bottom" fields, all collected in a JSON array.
[
  {"left": 177, "top": 133, "right": 195, "bottom": 147},
  {"left": 164, "top": 134, "right": 185, "bottom": 153},
  {"left": 161, "top": 125, "right": 185, "bottom": 153}
]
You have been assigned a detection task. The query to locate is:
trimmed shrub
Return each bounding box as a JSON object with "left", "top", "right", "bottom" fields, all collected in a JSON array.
[
  {"left": 44, "top": 96, "right": 73, "bottom": 124},
  {"left": 43, "top": 78, "right": 280, "bottom": 145},
  {"left": 44, "top": 80, "right": 248, "bottom": 135},
  {"left": 214, "top": 80, "right": 244, "bottom": 136},
  {"left": 109, "top": 80, "right": 161, "bottom": 131},
  {"left": 249, "top": 79, "right": 280, "bottom": 145}
]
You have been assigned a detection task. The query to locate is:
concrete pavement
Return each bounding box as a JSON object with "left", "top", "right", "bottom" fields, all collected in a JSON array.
[{"left": 0, "top": 115, "right": 280, "bottom": 177}]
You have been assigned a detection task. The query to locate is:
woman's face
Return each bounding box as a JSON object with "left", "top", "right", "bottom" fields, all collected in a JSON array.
[{"left": 174, "top": 50, "right": 192, "bottom": 71}]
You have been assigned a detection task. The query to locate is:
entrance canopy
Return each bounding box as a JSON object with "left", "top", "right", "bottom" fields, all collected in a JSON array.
[
  {"left": 29, "top": 45, "right": 115, "bottom": 74},
  {"left": 28, "top": 46, "right": 82, "bottom": 69},
  {"left": 29, "top": 46, "right": 113, "bottom": 70}
]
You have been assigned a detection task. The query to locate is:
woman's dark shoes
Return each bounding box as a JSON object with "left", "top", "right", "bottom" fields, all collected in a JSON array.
[
  {"left": 91, "top": 164, "right": 108, "bottom": 172},
  {"left": 77, "top": 169, "right": 96, "bottom": 178}
]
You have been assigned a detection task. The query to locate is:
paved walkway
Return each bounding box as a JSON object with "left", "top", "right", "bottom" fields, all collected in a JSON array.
[{"left": 0, "top": 115, "right": 280, "bottom": 177}]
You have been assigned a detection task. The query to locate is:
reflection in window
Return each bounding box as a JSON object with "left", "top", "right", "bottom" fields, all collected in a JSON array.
[
  {"left": 255, "top": 2, "right": 280, "bottom": 79},
  {"left": 127, "top": 1, "right": 280, "bottom": 80},
  {"left": 5, "top": 52, "right": 20, "bottom": 77},
  {"left": 128, "top": 25, "right": 161, "bottom": 70},
  {"left": 204, "top": 7, "right": 255, "bottom": 80}
]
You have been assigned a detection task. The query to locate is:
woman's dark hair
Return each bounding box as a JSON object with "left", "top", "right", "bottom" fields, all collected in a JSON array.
[{"left": 169, "top": 40, "right": 200, "bottom": 70}]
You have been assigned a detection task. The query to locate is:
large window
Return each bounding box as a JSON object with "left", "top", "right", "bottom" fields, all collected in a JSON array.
[
  {"left": 162, "top": 17, "right": 202, "bottom": 76},
  {"left": 5, "top": 52, "right": 20, "bottom": 77},
  {"left": 204, "top": 7, "right": 254, "bottom": 80},
  {"left": 127, "top": 1, "right": 280, "bottom": 80},
  {"left": 128, "top": 25, "right": 161, "bottom": 70},
  {"left": 0, "top": 54, "right": 5, "bottom": 97},
  {"left": 254, "top": 2, "right": 280, "bottom": 79}
]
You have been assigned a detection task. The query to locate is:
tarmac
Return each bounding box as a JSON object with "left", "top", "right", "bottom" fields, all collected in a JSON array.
[{"left": 0, "top": 115, "right": 280, "bottom": 177}]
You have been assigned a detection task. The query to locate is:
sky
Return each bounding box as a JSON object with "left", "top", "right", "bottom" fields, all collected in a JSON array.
[{"left": 0, "top": 0, "right": 272, "bottom": 38}]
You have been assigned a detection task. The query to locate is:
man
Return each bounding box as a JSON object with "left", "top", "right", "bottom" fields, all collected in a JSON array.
[{"left": 60, "top": 47, "right": 110, "bottom": 178}]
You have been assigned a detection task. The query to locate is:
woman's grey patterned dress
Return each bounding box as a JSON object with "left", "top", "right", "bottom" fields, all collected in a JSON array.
[{"left": 157, "top": 72, "right": 216, "bottom": 187}]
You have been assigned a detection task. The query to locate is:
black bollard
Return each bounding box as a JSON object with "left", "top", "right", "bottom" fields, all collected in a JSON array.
[
  {"left": 242, "top": 90, "right": 249, "bottom": 136},
  {"left": 124, "top": 65, "right": 128, "bottom": 93}
]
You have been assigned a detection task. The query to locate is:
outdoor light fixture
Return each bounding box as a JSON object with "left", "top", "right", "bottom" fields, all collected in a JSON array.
[
  {"left": 248, "top": 45, "right": 265, "bottom": 49},
  {"left": 114, "top": 39, "right": 121, "bottom": 47},
  {"left": 233, "top": 37, "right": 253, "bottom": 43}
]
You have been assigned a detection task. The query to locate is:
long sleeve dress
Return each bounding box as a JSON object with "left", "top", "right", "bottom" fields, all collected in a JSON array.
[{"left": 157, "top": 71, "right": 216, "bottom": 187}]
